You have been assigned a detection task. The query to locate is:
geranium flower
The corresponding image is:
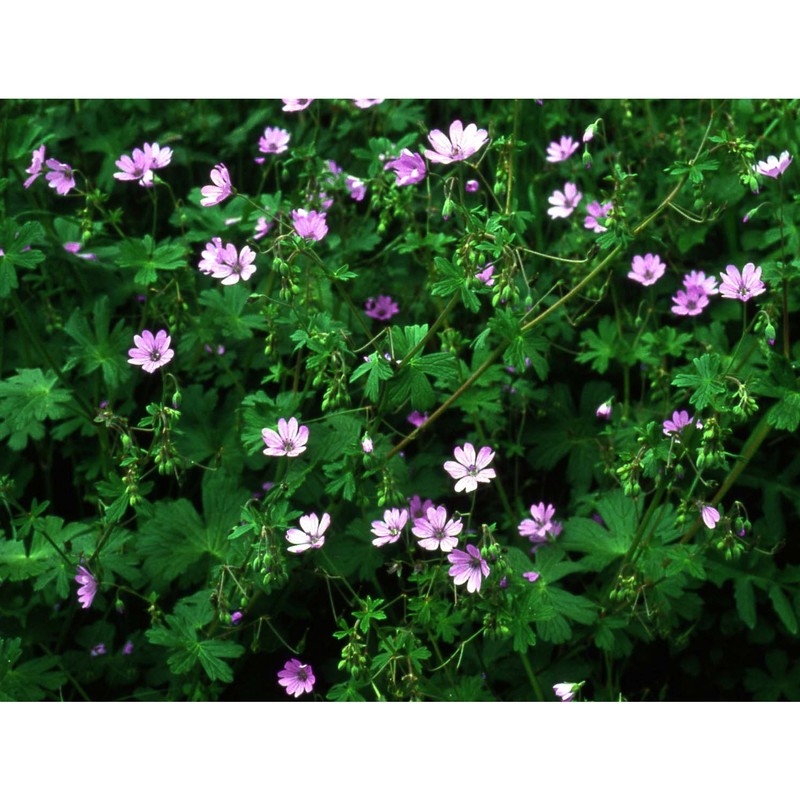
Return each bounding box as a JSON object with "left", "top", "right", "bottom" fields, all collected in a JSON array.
[
  {"left": 346, "top": 176, "right": 366, "bottom": 201},
  {"left": 443, "top": 443, "right": 496, "bottom": 493},
  {"left": 144, "top": 142, "right": 172, "bottom": 169},
  {"left": 198, "top": 241, "right": 257, "bottom": 285},
  {"left": 261, "top": 417, "right": 309, "bottom": 457},
  {"left": 23, "top": 145, "right": 46, "bottom": 189},
  {"left": 371, "top": 508, "right": 409, "bottom": 547},
  {"left": 584, "top": 200, "right": 613, "bottom": 232},
  {"left": 75, "top": 565, "right": 97, "bottom": 609},
  {"left": 90, "top": 643, "right": 106, "bottom": 657},
  {"left": 407, "top": 410, "right": 428, "bottom": 428},
  {"left": 523, "top": 571, "right": 540, "bottom": 582},
  {"left": 282, "top": 99, "right": 313, "bottom": 112},
  {"left": 628, "top": 253, "right": 666, "bottom": 286},
  {"left": 755, "top": 151, "right": 792, "bottom": 178},
  {"left": 384, "top": 149, "right": 426, "bottom": 186},
  {"left": 200, "top": 163, "right": 233, "bottom": 207},
  {"left": 122, "top": 640, "right": 134, "bottom": 655},
  {"left": 114, "top": 147, "right": 154, "bottom": 186},
  {"left": 353, "top": 98, "right": 383, "bottom": 108},
  {"left": 475, "top": 264, "right": 495, "bottom": 286},
  {"left": 465, "top": 179, "right": 479, "bottom": 193},
  {"left": 546, "top": 135, "right": 580, "bottom": 163},
  {"left": 683, "top": 270, "right": 719, "bottom": 295},
  {"left": 519, "top": 502, "right": 562, "bottom": 543},
  {"left": 361, "top": 436, "right": 373, "bottom": 454},
  {"left": 412, "top": 505, "right": 462, "bottom": 552},
  {"left": 596, "top": 401, "right": 612, "bottom": 420},
  {"left": 547, "top": 182, "right": 582, "bottom": 219},
  {"left": 663, "top": 409, "right": 694, "bottom": 437},
  {"left": 63, "top": 242, "right": 96, "bottom": 260},
  {"left": 286, "top": 512, "right": 330, "bottom": 553},
  {"left": 447, "top": 544, "right": 490, "bottom": 593},
  {"left": 258, "top": 127, "right": 290, "bottom": 156},
  {"left": 718, "top": 263, "right": 766, "bottom": 302},
  {"left": 253, "top": 217, "right": 271, "bottom": 240},
  {"left": 671, "top": 286, "right": 709, "bottom": 317},
  {"left": 701, "top": 505, "right": 720, "bottom": 530},
  {"left": 553, "top": 682, "right": 579, "bottom": 702},
  {"left": 364, "top": 295, "right": 399, "bottom": 320},
  {"left": 278, "top": 658, "right": 315, "bottom": 697},
  {"left": 291, "top": 209, "right": 328, "bottom": 241},
  {"left": 45, "top": 159, "right": 76, "bottom": 195},
  {"left": 408, "top": 496, "right": 434, "bottom": 521},
  {"left": 425, "top": 120, "right": 488, "bottom": 164},
  {"left": 127, "top": 329, "right": 174, "bottom": 373}
]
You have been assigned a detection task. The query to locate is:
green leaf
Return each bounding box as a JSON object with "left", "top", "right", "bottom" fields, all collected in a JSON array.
[
  {"left": 576, "top": 317, "right": 618, "bottom": 374},
  {"left": 734, "top": 577, "right": 757, "bottom": 629},
  {"left": 766, "top": 392, "right": 800, "bottom": 432},
  {"left": 671, "top": 353, "right": 724, "bottom": 411},
  {"left": 198, "top": 285, "right": 267, "bottom": 341},
  {"left": 0, "top": 638, "right": 65, "bottom": 701},
  {"left": 0, "top": 221, "right": 45, "bottom": 297},
  {"left": 768, "top": 585, "right": 798, "bottom": 634},
  {"left": 118, "top": 236, "right": 188, "bottom": 285},
  {"left": 195, "top": 639, "right": 245, "bottom": 683},
  {"left": 349, "top": 353, "right": 393, "bottom": 402}
]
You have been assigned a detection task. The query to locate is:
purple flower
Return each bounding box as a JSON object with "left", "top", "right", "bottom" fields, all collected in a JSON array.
[
  {"left": 198, "top": 241, "right": 257, "bottom": 285},
  {"left": 282, "top": 99, "right": 313, "bottom": 112},
  {"left": 671, "top": 286, "right": 709, "bottom": 317},
  {"left": 385, "top": 149, "right": 427, "bottom": 186},
  {"left": 353, "top": 98, "right": 383, "bottom": 109},
  {"left": 371, "top": 507, "right": 409, "bottom": 547},
  {"left": 254, "top": 217, "right": 271, "bottom": 240},
  {"left": 447, "top": 544, "right": 490, "bottom": 593},
  {"left": 286, "top": 512, "right": 330, "bottom": 553},
  {"left": 230, "top": 611, "right": 243, "bottom": 626},
  {"left": 114, "top": 146, "right": 155, "bottom": 186},
  {"left": 291, "top": 209, "right": 328, "bottom": 241},
  {"left": 584, "top": 200, "right": 613, "bottom": 233},
  {"left": 755, "top": 151, "right": 792, "bottom": 178},
  {"left": 465, "top": 179, "right": 479, "bottom": 193},
  {"left": 519, "top": 502, "right": 562, "bottom": 543},
  {"left": 45, "top": 159, "right": 76, "bottom": 195},
  {"left": 475, "top": 264, "right": 495, "bottom": 286},
  {"left": 408, "top": 495, "right": 434, "bottom": 521},
  {"left": 407, "top": 410, "right": 428, "bottom": 428},
  {"left": 261, "top": 416, "right": 309, "bottom": 457},
  {"left": 553, "top": 682, "right": 578, "bottom": 702},
  {"left": 663, "top": 409, "right": 694, "bottom": 437},
  {"left": 258, "top": 127, "right": 290, "bottom": 156},
  {"left": 278, "top": 658, "right": 315, "bottom": 697},
  {"left": 683, "top": 270, "right": 719, "bottom": 296},
  {"left": 583, "top": 124, "right": 596, "bottom": 143},
  {"left": 546, "top": 135, "right": 580, "bottom": 163},
  {"left": 90, "top": 643, "right": 106, "bottom": 657},
  {"left": 346, "top": 175, "right": 366, "bottom": 201},
  {"left": 425, "top": 120, "right": 488, "bottom": 165},
  {"left": 443, "top": 443, "right": 497, "bottom": 493},
  {"left": 364, "top": 295, "right": 399, "bottom": 320},
  {"left": 122, "top": 640, "right": 134, "bottom": 655},
  {"left": 361, "top": 436, "right": 374, "bottom": 454},
  {"left": 628, "top": 253, "right": 666, "bottom": 286},
  {"left": 547, "top": 182, "right": 582, "bottom": 219},
  {"left": 63, "top": 242, "right": 96, "bottom": 260},
  {"left": 23, "top": 145, "right": 46, "bottom": 189},
  {"left": 127, "top": 329, "right": 174, "bottom": 373},
  {"left": 596, "top": 401, "right": 612, "bottom": 420},
  {"left": 718, "top": 263, "right": 766, "bottom": 302},
  {"left": 523, "top": 571, "right": 540, "bottom": 582},
  {"left": 75, "top": 565, "right": 97, "bottom": 609},
  {"left": 144, "top": 142, "right": 172, "bottom": 170},
  {"left": 701, "top": 505, "right": 720, "bottom": 530},
  {"left": 412, "top": 505, "right": 462, "bottom": 552},
  {"left": 200, "top": 163, "right": 233, "bottom": 207}
]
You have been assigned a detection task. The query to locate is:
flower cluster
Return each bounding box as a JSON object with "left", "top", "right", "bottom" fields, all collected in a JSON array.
[
  {"left": 114, "top": 142, "right": 172, "bottom": 187},
  {"left": 671, "top": 270, "right": 718, "bottom": 317},
  {"left": 519, "top": 502, "right": 562, "bottom": 545},
  {"left": 198, "top": 237, "right": 257, "bottom": 285}
]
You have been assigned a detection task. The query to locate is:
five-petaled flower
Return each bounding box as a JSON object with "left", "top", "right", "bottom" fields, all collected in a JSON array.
[
  {"left": 278, "top": 658, "right": 315, "bottom": 697},
  {"left": 519, "top": 502, "right": 562, "bottom": 543},
  {"left": 282, "top": 99, "right": 313, "bottom": 112},
  {"left": 663, "top": 409, "right": 694, "bottom": 437},
  {"left": 407, "top": 411, "right": 428, "bottom": 428},
  {"left": 286, "top": 512, "right": 330, "bottom": 553},
  {"left": 257, "top": 127, "right": 290, "bottom": 157},
  {"left": 261, "top": 417, "right": 309, "bottom": 457},
  {"left": 291, "top": 209, "right": 328, "bottom": 241},
  {"left": 45, "top": 159, "right": 76, "bottom": 195},
  {"left": 584, "top": 200, "right": 613, "bottom": 232},
  {"left": 365, "top": 295, "right": 399, "bottom": 320},
  {"left": 447, "top": 544, "right": 490, "bottom": 593},
  {"left": 546, "top": 135, "right": 580, "bottom": 163},
  {"left": 198, "top": 238, "right": 257, "bottom": 285},
  {"left": 200, "top": 163, "right": 233, "bottom": 207},
  {"left": 412, "top": 505, "right": 462, "bottom": 552},
  {"left": 671, "top": 286, "right": 709, "bottom": 317},
  {"left": 443, "top": 443, "right": 496, "bottom": 493},
  {"left": 628, "top": 253, "right": 666, "bottom": 286},
  {"left": 127, "top": 329, "right": 174, "bottom": 373},
  {"left": 75, "top": 565, "right": 97, "bottom": 609},
  {"left": 683, "top": 270, "right": 719, "bottom": 296},
  {"left": 547, "top": 182, "right": 582, "bottom": 219},
  {"left": 425, "top": 120, "right": 488, "bottom": 165},
  {"left": 754, "top": 151, "right": 792, "bottom": 179},
  {"left": 384, "top": 149, "right": 427, "bottom": 186},
  {"left": 23, "top": 145, "right": 46, "bottom": 189},
  {"left": 718, "top": 263, "right": 766, "bottom": 302},
  {"left": 701, "top": 505, "right": 720, "bottom": 530},
  {"left": 371, "top": 507, "right": 409, "bottom": 547}
]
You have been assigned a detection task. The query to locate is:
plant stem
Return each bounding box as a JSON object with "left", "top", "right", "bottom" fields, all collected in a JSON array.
[{"left": 518, "top": 651, "right": 545, "bottom": 701}]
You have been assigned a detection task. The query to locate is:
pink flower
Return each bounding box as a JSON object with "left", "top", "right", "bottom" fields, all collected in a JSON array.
[
  {"left": 385, "top": 149, "right": 427, "bottom": 186},
  {"left": 23, "top": 145, "right": 46, "bottom": 189},
  {"left": 671, "top": 286, "right": 709, "bottom": 317},
  {"left": 718, "top": 263, "right": 766, "bottom": 302},
  {"left": 628, "top": 253, "right": 666, "bottom": 286},
  {"left": 261, "top": 416, "right": 309, "bottom": 457},
  {"left": 90, "top": 643, "right": 106, "bottom": 657},
  {"left": 122, "top": 640, "right": 134, "bottom": 655},
  {"left": 286, "top": 512, "right": 330, "bottom": 553},
  {"left": 584, "top": 200, "right": 613, "bottom": 232},
  {"left": 361, "top": 436, "right": 373, "bottom": 454},
  {"left": 683, "top": 270, "right": 719, "bottom": 295},
  {"left": 365, "top": 295, "right": 399, "bottom": 320},
  {"left": 45, "top": 159, "right": 76, "bottom": 195},
  {"left": 583, "top": 124, "right": 596, "bottom": 143},
  {"left": 553, "top": 682, "right": 578, "bottom": 702},
  {"left": 75, "top": 565, "right": 97, "bottom": 609},
  {"left": 282, "top": 99, "right": 313, "bottom": 112},
  {"left": 663, "top": 409, "right": 694, "bottom": 437},
  {"left": 447, "top": 544, "right": 490, "bottom": 593},
  {"left": 63, "top": 242, "right": 96, "bottom": 260},
  {"left": 475, "top": 264, "right": 495, "bottom": 286},
  {"left": 425, "top": 120, "right": 488, "bottom": 164},
  {"left": 412, "top": 505, "right": 462, "bottom": 552},
  {"left": 519, "top": 502, "right": 562, "bottom": 543},
  {"left": 278, "top": 658, "right": 315, "bottom": 697},
  {"left": 596, "top": 401, "right": 612, "bottom": 420},
  {"left": 127, "top": 329, "right": 174, "bottom": 373},
  {"left": 407, "top": 410, "right": 428, "bottom": 428},
  {"left": 198, "top": 240, "right": 257, "bottom": 285},
  {"left": 465, "top": 179, "right": 479, "bottom": 193},
  {"left": 346, "top": 175, "right": 366, "bottom": 201},
  {"left": 408, "top": 496, "right": 434, "bottom": 521},
  {"left": 371, "top": 507, "right": 409, "bottom": 547},
  {"left": 230, "top": 611, "right": 243, "bottom": 626},
  {"left": 546, "top": 135, "right": 580, "bottom": 163},
  {"left": 353, "top": 98, "right": 384, "bottom": 109},
  {"left": 701, "top": 505, "right": 720, "bottom": 530},
  {"left": 258, "top": 127, "right": 290, "bottom": 155},
  {"left": 443, "top": 443, "right": 496, "bottom": 493},
  {"left": 755, "top": 151, "right": 792, "bottom": 178},
  {"left": 114, "top": 147, "right": 155, "bottom": 186},
  {"left": 523, "top": 571, "right": 540, "bottom": 582},
  {"left": 291, "top": 209, "right": 328, "bottom": 241},
  {"left": 144, "top": 142, "right": 172, "bottom": 170},
  {"left": 253, "top": 217, "right": 271, "bottom": 240},
  {"left": 547, "top": 182, "right": 582, "bottom": 219},
  {"left": 200, "top": 163, "right": 233, "bottom": 207}
]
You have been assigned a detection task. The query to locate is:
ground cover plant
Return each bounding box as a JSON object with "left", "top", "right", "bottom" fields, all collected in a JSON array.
[{"left": 1, "top": 98, "right": 799, "bottom": 701}]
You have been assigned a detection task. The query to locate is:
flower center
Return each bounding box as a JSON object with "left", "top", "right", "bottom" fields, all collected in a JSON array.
[{"left": 150, "top": 350, "right": 161, "bottom": 361}]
